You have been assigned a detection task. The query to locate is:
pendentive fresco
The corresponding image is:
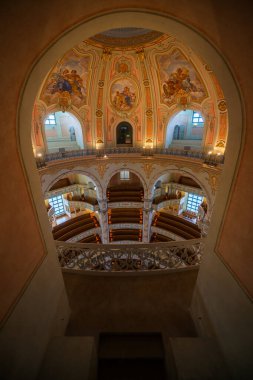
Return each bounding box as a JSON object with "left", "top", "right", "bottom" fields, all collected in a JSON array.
[
  {"left": 156, "top": 49, "right": 208, "bottom": 105},
  {"left": 40, "top": 50, "right": 91, "bottom": 109}
]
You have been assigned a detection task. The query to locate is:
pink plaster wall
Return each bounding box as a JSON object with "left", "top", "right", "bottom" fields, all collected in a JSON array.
[{"left": 1, "top": 0, "right": 253, "bottom": 324}]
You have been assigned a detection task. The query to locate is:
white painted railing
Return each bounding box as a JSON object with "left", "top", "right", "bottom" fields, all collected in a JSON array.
[{"left": 56, "top": 238, "right": 204, "bottom": 272}]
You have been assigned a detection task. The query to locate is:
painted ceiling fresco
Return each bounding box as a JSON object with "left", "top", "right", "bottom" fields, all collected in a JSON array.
[
  {"left": 156, "top": 49, "right": 208, "bottom": 105},
  {"left": 35, "top": 30, "right": 227, "bottom": 151},
  {"left": 40, "top": 51, "right": 91, "bottom": 109},
  {"left": 87, "top": 27, "right": 165, "bottom": 50},
  {"left": 110, "top": 78, "right": 138, "bottom": 113}
]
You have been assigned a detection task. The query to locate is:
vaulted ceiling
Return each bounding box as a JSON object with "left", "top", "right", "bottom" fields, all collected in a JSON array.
[{"left": 32, "top": 28, "right": 227, "bottom": 153}]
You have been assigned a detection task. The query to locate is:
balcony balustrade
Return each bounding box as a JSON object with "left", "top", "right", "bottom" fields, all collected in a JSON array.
[
  {"left": 56, "top": 238, "right": 203, "bottom": 272},
  {"left": 36, "top": 147, "right": 224, "bottom": 168}
]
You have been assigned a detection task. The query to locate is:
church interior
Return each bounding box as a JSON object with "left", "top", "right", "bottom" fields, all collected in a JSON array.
[{"left": 1, "top": 1, "right": 253, "bottom": 379}]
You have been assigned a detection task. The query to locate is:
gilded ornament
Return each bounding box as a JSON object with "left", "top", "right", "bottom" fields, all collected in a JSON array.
[
  {"left": 136, "top": 48, "right": 145, "bottom": 61},
  {"left": 142, "top": 163, "right": 154, "bottom": 179},
  {"left": 209, "top": 175, "right": 218, "bottom": 195},
  {"left": 205, "top": 64, "right": 212, "bottom": 72},
  {"left": 218, "top": 100, "right": 227, "bottom": 112},
  {"left": 97, "top": 164, "right": 108, "bottom": 179},
  {"left": 143, "top": 80, "right": 149, "bottom": 87},
  {"left": 96, "top": 109, "right": 103, "bottom": 117},
  {"left": 102, "top": 48, "right": 112, "bottom": 61},
  {"left": 98, "top": 80, "right": 104, "bottom": 88},
  {"left": 215, "top": 139, "right": 225, "bottom": 148},
  {"left": 146, "top": 109, "right": 153, "bottom": 118}
]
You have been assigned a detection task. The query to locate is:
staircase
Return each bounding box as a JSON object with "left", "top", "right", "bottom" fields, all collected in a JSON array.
[{"left": 97, "top": 333, "right": 167, "bottom": 380}]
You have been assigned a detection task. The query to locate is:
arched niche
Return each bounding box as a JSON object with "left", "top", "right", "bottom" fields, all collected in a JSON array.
[
  {"left": 18, "top": 11, "right": 243, "bottom": 270},
  {"left": 165, "top": 109, "right": 205, "bottom": 149},
  {"left": 42, "top": 169, "right": 103, "bottom": 200},
  {"left": 107, "top": 170, "right": 143, "bottom": 190},
  {"left": 152, "top": 172, "right": 209, "bottom": 221},
  {"left": 148, "top": 168, "right": 212, "bottom": 212},
  {"left": 43, "top": 111, "right": 84, "bottom": 153},
  {"left": 116, "top": 121, "right": 133, "bottom": 146}
]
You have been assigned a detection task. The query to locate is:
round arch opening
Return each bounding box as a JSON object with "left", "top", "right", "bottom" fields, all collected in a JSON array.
[
  {"left": 42, "top": 111, "right": 85, "bottom": 154},
  {"left": 165, "top": 109, "right": 205, "bottom": 150},
  {"left": 18, "top": 10, "right": 244, "bottom": 257},
  {"left": 116, "top": 121, "right": 133, "bottom": 146}
]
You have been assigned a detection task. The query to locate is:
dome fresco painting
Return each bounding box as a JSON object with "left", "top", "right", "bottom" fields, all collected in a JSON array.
[{"left": 34, "top": 28, "right": 227, "bottom": 154}]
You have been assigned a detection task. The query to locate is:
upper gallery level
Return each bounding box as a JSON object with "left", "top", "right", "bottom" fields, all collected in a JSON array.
[
  {"left": 31, "top": 28, "right": 228, "bottom": 164},
  {"left": 31, "top": 27, "right": 226, "bottom": 249}
]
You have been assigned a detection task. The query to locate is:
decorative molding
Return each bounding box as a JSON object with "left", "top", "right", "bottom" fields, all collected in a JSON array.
[
  {"left": 142, "top": 163, "right": 154, "bottom": 179},
  {"left": 218, "top": 100, "right": 227, "bottom": 112}
]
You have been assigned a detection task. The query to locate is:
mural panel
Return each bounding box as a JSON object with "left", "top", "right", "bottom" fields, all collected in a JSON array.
[
  {"left": 110, "top": 78, "right": 138, "bottom": 113},
  {"left": 156, "top": 49, "right": 208, "bottom": 105},
  {"left": 40, "top": 51, "right": 91, "bottom": 109}
]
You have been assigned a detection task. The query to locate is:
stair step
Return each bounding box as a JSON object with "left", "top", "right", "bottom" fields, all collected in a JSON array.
[
  {"left": 98, "top": 332, "right": 164, "bottom": 359},
  {"left": 98, "top": 358, "right": 167, "bottom": 380},
  {"left": 98, "top": 333, "right": 167, "bottom": 380},
  {"left": 38, "top": 336, "right": 96, "bottom": 380}
]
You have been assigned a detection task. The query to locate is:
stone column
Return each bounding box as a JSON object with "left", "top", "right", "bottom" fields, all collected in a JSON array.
[
  {"left": 142, "top": 198, "right": 153, "bottom": 243},
  {"left": 98, "top": 198, "right": 109, "bottom": 243}
]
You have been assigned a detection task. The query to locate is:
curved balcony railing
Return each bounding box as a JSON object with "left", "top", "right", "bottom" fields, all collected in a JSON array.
[
  {"left": 36, "top": 147, "right": 224, "bottom": 168},
  {"left": 56, "top": 238, "right": 203, "bottom": 272}
]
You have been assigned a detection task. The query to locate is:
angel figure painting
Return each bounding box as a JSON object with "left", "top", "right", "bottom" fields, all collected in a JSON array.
[
  {"left": 156, "top": 49, "right": 207, "bottom": 105},
  {"left": 40, "top": 51, "right": 90, "bottom": 108},
  {"left": 110, "top": 79, "right": 138, "bottom": 112}
]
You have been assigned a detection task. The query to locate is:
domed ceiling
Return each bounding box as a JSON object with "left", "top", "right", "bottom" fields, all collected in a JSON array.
[
  {"left": 33, "top": 28, "right": 228, "bottom": 153},
  {"left": 87, "top": 27, "right": 166, "bottom": 49}
]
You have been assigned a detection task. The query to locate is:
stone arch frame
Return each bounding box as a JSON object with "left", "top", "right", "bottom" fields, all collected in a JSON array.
[
  {"left": 148, "top": 168, "right": 213, "bottom": 212},
  {"left": 18, "top": 10, "right": 244, "bottom": 266},
  {"left": 42, "top": 169, "right": 103, "bottom": 199},
  {"left": 104, "top": 167, "right": 148, "bottom": 199}
]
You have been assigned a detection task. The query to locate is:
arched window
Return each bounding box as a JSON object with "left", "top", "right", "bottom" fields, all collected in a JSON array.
[
  {"left": 116, "top": 122, "right": 133, "bottom": 145},
  {"left": 166, "top": 110, "right": 204, "bottom": 149},
  {"left": 43, "top": 111, "right": 84, "bottom": 153}
]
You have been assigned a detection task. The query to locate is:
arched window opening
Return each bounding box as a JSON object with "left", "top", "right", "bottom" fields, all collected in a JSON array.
[
  {"left": 45, "top": 173, "right": 99, "bottom": 230},
  {"left": 152, "top": 173, "right": 207, "bottom": 225},
  {"left": 116, "top": 122, "right": 133, "bottom": 146},
  {"left": 44, "top": 111, "right": 84, "bottom": 153},
  {"left": 107, "top": 171, "right": 144, "bottom": 203},
  {"left": 166, "top": 110, "right": 204, "bottom": 150}
]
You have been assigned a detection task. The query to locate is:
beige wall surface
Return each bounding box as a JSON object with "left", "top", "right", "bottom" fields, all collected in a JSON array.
[{"left": 0, "top": 0, "right": 253, "bottom": 378}]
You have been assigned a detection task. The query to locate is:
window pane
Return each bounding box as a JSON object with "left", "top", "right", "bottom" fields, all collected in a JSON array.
[
  {"left": 120, "top": 170, "right": 130, "bottom": 180},
  {"left": 45, "top": 113, "right": 56, "bottom": 125},
  {"left": 186, "top": 193, "right": 203, "bottom": 213},
  {"left": 49, "top": 195, "right": 65, "bottom": 216}
]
